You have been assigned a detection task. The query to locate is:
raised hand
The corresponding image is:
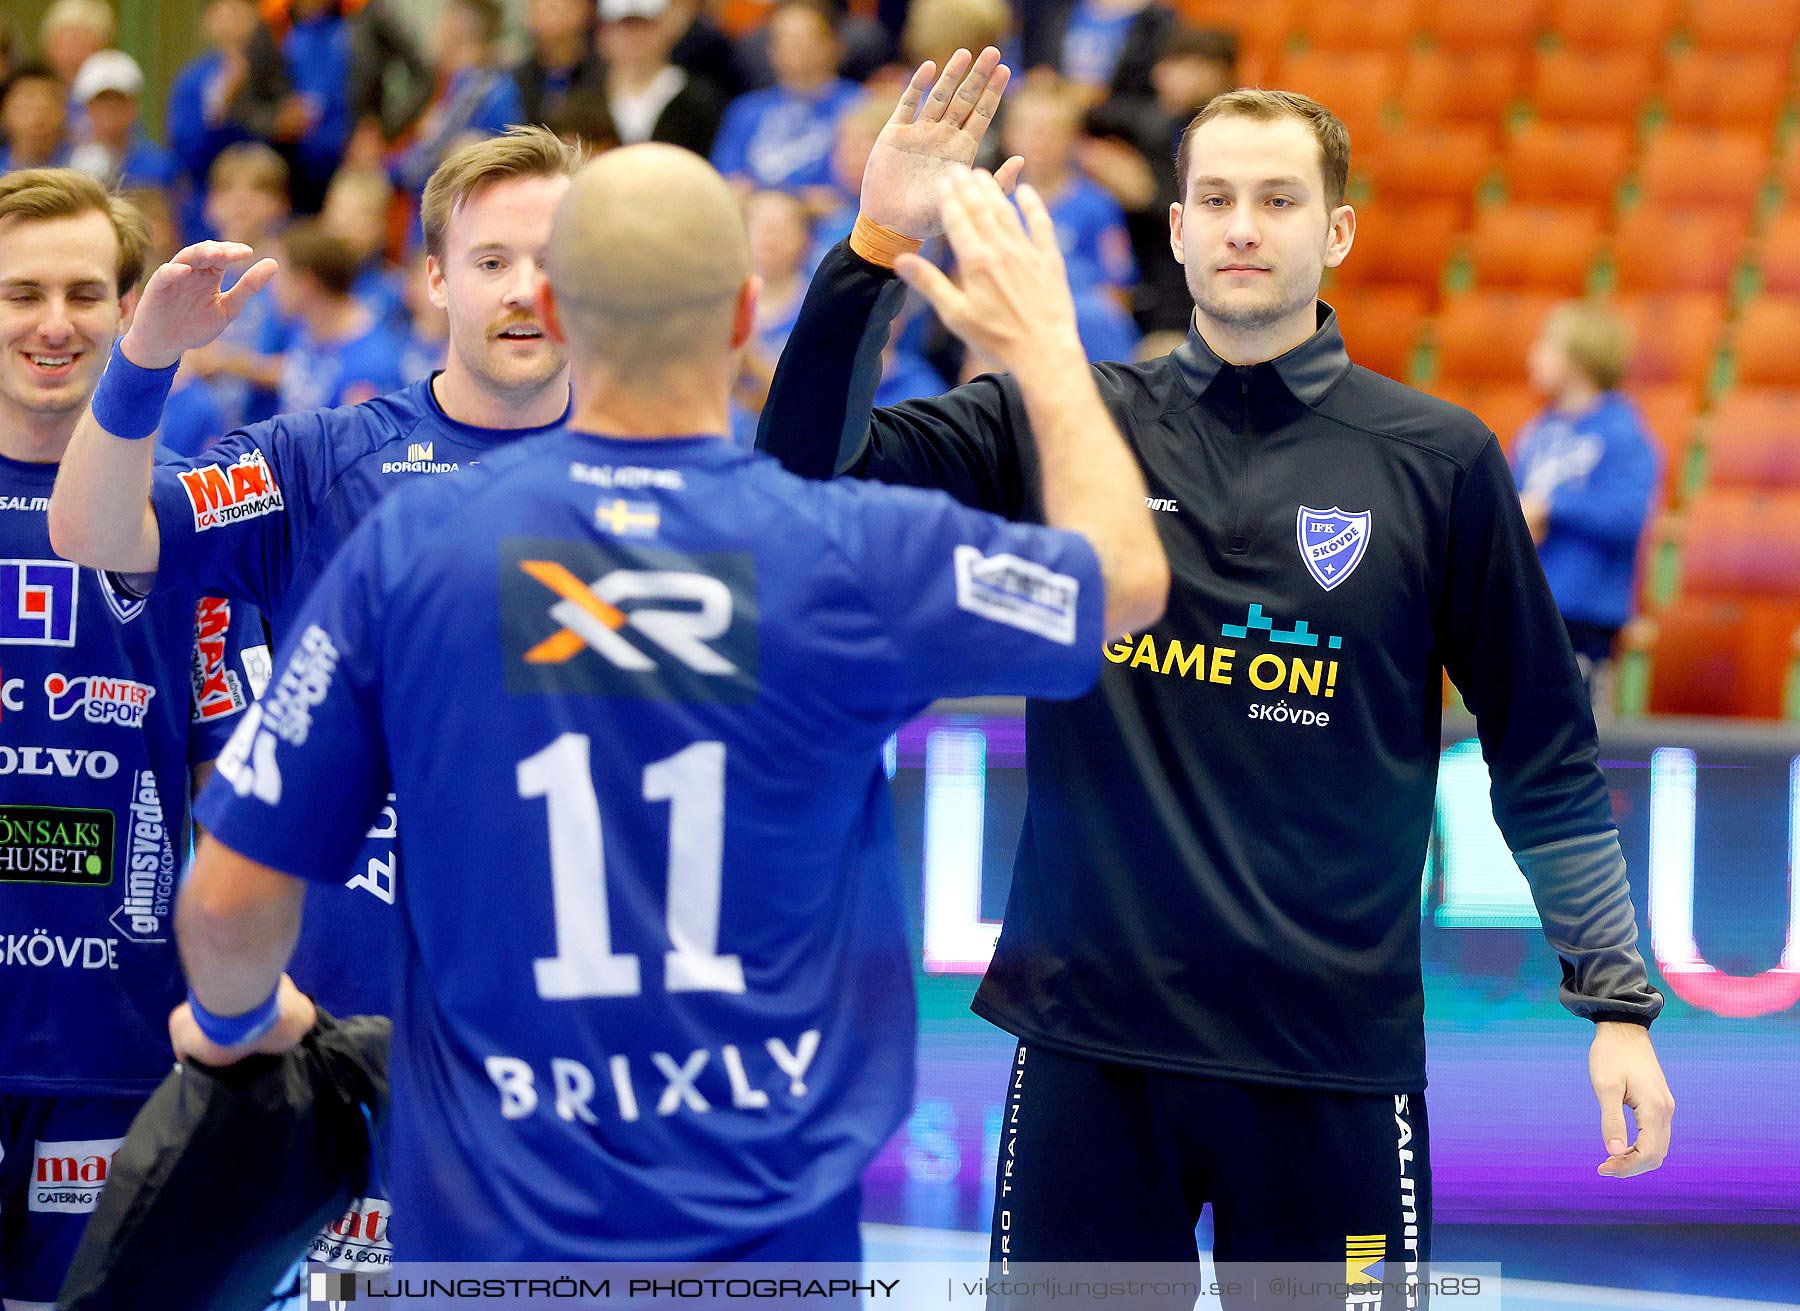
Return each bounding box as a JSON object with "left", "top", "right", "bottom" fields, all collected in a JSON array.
[
  {"left": 861, "top": 47, "right": 1024, "bottom": 241},
  {"left": 894, "top": 170, "right": 1083, "bottom": 381},
  {"left": 120, "top": 242, "right": 277, "bottom": 370}
]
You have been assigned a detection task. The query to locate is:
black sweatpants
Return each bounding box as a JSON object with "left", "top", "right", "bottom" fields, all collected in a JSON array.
[{"left": 987, "top": 1043, "right": 1432, "bottom": 1310}]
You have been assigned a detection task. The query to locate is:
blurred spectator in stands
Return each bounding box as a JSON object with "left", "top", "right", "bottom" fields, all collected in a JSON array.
[
  {"left": 1003, "top": 74, "right": 1139, "bottom": 361},
  {"left": 731, "top": 188, "right": 813, "bottom": 447},
  {"left": 712, "top": 1, "right": 862, "bottom": 205},
  {"left": 186, "top": 143, "right": 295, "bottom": 429},
  {"left": 544, "top": 87, "right": 622, "bottom": 155},
  {"left": 393, "top": 0, "right": 526, "bottom": 197},
  {"left": 273, "top": 0, "right": 353, "bottom": 212},
  {"left": 811, "top": 95, "right": 888, "bottom": 262},
  {"left": 397, "top": 247, "right": 447, "bottom": 383},
  {"left": 40, "top": 0, "right": 113, "bottom": 144},
  {"left": 268, "top": 218, "right": 407, "bottom": 413},
  {"left": 901, "top": 0, "right": 1015, "bottom": 71},
  {"left": 68, "top": 51, "right": 179, "bottom": 191},
  {"left": 515, "top": 0, "right": 602, "bottom": 126},
  {"left": 0, "top": 64, "right": 72, "bottom": 171},
  {"left": 670, "top": 0, "right": 746, "bottom": 101},
  {"left": 1085, "top": 24, "right": 1237, "bottom": 332},
  {"left": 594, "top": 0, "right": 725, "bottom": 155},
  {"left": 321, "top": 164, "right": 407, "bottom": 333},
  {"left": 736, "top": 0, "right": 892, "bottom": 90},
  {"left": 166, "top": 0, "right": 289, "bottom": 241},
  {"left": 1024, "top": 0, "right": 1175, "bottom": 103},
  {"left": 41, "top": 0, "right": 114, "bottom": 86},
  {"left": 1514, "top": 302, "right": 1661, "bottom": 702},
  {"left": 345, "top": 0, "right": 434, "bottom": 158}
]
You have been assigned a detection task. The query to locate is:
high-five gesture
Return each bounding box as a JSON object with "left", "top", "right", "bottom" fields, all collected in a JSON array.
[
  {"left": 895, "top": 170, "right": 1081, "bottom": 378},
  {"left": 120, "top": 242, "right": 277, "bottom": 370},
  {"left": 861, "top": 47, "right": 1023, "bottom": 241}
]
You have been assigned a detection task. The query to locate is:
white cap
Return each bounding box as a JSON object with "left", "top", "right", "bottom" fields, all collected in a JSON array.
[
  {"left": 71, "top": 49, "right": 144, "bottom": 103},
  {"left": 598, "top": 0, "right": 670, "bottom": 20}
]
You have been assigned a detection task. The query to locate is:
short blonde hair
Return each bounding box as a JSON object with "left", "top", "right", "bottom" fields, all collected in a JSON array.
[
  {"left": 0, "top": 167, "right": 149, "bottom": 295},
  {"left": 902, "top": 0, "right": 1011, "bottom": 66},
  {"left": 41, "top": 0, "right": 115, "bottom": 43},
  {"left": 1547, "top": 302, "right": 1632, "bottom": 390},
  {"left": 208, "top": 142, "right": 290, "bottom": 199},
  {"left": 1177, "top": 87, "right": 1350, "bottom": 209},
  {"left": 420, "top": 126, "right": 583, "bottom": 262}
]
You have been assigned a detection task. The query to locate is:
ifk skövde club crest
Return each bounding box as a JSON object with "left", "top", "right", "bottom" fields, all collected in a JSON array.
[{"left": 1296, "top": 506, "right": 1372, "bottom": 591}]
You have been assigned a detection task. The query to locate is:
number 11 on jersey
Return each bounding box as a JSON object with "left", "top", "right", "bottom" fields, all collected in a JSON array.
[{"left": 518, "top": 733, "right": 746, "bottom": 1000}]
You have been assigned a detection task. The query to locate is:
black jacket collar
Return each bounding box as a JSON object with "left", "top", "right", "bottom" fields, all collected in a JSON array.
[{"left": 1172, "top": 300, "right": 1354, "bottom": 407}]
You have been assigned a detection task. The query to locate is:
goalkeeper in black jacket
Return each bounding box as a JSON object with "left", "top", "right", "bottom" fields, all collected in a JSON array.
[{"left": 758, "top": 52, "right": 1674, "bottom": 1295}]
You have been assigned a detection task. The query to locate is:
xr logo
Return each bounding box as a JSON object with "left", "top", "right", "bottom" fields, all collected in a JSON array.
[{"left": 519, "top": 560, "right": 738, "bottom": 675}]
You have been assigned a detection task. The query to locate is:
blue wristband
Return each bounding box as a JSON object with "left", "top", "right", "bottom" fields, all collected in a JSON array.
[
  {"left": 187, "top": 984, "right": 281, "bottom": 1049},
  {"left": 90, "top": 341, "right": 178, "bottom": 441}
]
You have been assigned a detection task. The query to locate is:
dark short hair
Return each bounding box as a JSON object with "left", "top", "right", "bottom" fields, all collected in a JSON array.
[
  {"left": 1, "top": 60, "right": 61, "bottom": 102},
  {"left": 1160, "top": 24, "right": 1238, "bottom": 70},
  {"left": 450, "top": 0, "right": 506, "bottom": 47},
  {"left": 280, "top": 218, "right": 362, "bottom": 297},
  {"left": 1175, "top": 87, "right": 1350, "bottom": 209}
]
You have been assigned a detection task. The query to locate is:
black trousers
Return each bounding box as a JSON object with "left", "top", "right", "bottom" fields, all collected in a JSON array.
[{"left": 986, "top": 1042, "right": 1433, "bottom": 1310}]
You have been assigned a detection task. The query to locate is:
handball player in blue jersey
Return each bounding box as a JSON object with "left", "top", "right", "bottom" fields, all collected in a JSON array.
[
  {"left": 51, "top": 126, "right": 584, "bottom": 1020},
  {"left": 0, "top": 168, "right": 260, "bottom": 1309},
  {"left": 161, "top": 144, "right": 1170, "bottom": 1262},
  {"left": 49, "top": 125, "right": 583, "bottom": 1271}
]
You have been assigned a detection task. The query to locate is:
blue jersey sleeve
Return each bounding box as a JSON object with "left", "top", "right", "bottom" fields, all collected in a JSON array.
[
  {"left": 811, "top": 477, "right": 1106, "bottom": 713},
  {"left": 185, "top": 594, "right": 270, "bottom": 765},
  {"left": 196, "top": 507, "right": 391, "bottom": 880},
  {"left": 149, "top": 414, "right": 330, "bottom": 613}
]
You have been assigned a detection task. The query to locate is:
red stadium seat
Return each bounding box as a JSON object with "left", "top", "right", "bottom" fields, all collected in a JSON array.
[
  {"left": 1626, "top": 383, "right": 1702, "bottom": 504},
  {"left": 1732, "top": 297, "right": 1800, "bottom": 387},
  {"left": 1177, "top": 0, "right": 1300, "bottom": 59},
  {"left": 1662, "top": 51, "right": 1789, "bottom": 132},
  {"left": 1274, "top": 52, "right": 1400, "bottom": 141},
  {"left": 1678, "top": 489, "right": 1800, "bottom": 595},
  {"left": 1645, "top": 595, "right": 1800, "bottom": 718},
  {"left": 1422, "top": 0, "right": 1546, "bottom": 51},
  {"left": 1302, "top": 0, "right": 1422, "bottom": 50},
  {"left": 1433, "top": 292, "right": 1562, "bottom": 384},
  {"left": 1611, "top": 208, "right": 1750, "bottom": 295},
  {"left": 1330, "top": 287, "right": 1430, "bottom": 382},
  {"left": 1330, "top": 202, "right": 1460, "bottom": 299},
  {"left": 1545, "top": 0, "right": 1681, "bottom": 53},
  {"left": 1703, "top": 389, "right": 1800, "bottom": 492},
  {"left": 1685, "top": 0, "right": 1800, "bottom": 53},
  {"left": 1501, "top": 123, "right": 1633, "bottom": 205},
  {"left": 1754, "top": 209, "right": 1800, "bottom": 296},
  {"left": 1398, "top": 51, "right": 1525, "bottom": 127},
  {"left": 1615, "top": 293, "right": 1727, "bottom": 398},
  {"left": 1465, "top": 204, "right": 1605, "bottom": 293},
  {"left": 1527, "top": 50, "right": 1656, "bottom": 127},
  {"left": 1637, "top": 128, "right": 1771, "bottom": 211},
  {"left": 1430, "top": 381, "right": 1541, "bottom": 449},
  {"left": 1359, "top": 127, "right": 1494, "bottom": 217}
]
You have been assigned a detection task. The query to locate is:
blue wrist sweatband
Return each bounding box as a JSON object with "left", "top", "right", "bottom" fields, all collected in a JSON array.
[
  {"left": 90, "top": 342, "right": 177, "bottom": 440},
  {"left": 187, "top": 985, "right": 281, "bottom": 1048}
]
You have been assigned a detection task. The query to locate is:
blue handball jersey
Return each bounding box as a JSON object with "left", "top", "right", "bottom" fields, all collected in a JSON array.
[
  {"left": 146, "top": 376, "right": 570, "bottom": 1019},
  {"left": 0, "top": 452, "right": 262, "bottom": 1096},
  {"left": 197, "top": 430, "right": 1105, "bottom": 1260}
]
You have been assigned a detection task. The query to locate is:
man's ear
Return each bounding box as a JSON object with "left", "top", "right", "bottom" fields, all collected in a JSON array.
[{"left": 536, "top": 277, "right": 566, "bottom": 346}]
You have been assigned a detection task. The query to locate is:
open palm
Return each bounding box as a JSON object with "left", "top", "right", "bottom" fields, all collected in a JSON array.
[
  {"left": 122, "top": 242, "right": 277, "bottom": 370},
  {"left": 861, "top": 47, "right": 1024, "bottom": 241}
]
